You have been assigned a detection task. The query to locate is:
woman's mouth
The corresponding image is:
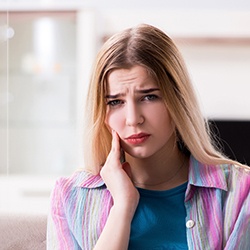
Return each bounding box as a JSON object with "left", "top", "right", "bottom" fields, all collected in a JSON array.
[{"left": 125, "top": 133, "right": 150, "bottom": 145}]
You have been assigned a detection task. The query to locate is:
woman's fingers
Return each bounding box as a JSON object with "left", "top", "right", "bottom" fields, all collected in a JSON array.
[
  {"left": 101, "top": 130, "right": 121, "bottom": 180},
  {"left": 101, "top": 130, "right": 139, "bottom": 213},
  {"left": 106, "top": 130, "right": 121, "bottom": 164},
  {"left": 112, "top": 130, "right": 121, "bottom": 155}
]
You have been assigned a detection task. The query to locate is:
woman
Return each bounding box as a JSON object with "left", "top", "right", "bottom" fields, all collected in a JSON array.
[{"left": 47, "top": 24, "right": 250, "bottom": 250}]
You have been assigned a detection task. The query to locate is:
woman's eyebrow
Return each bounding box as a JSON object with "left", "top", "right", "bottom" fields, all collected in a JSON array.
[
  {"left": 135, "top": 88, "right": 160, "bottom": 94},
  {"left": 105, "top": 88, "right": 160, "bottom": 99},
  {"left": 105, "top": 93, "right": 123, "bottom": 99}
]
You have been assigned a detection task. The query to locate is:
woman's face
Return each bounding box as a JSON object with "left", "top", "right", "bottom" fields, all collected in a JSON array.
[{"left": 105, "top": 65, "right": 175, "bottom": 160}]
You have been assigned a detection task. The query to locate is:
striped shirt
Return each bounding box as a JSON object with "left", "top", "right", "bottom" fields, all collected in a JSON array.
[{"left": 47, "top": 156, "right": 250, "bottom": 249}]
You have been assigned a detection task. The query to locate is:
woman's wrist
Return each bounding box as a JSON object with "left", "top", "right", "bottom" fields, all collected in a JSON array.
[{"left": 110, "top": 201, "right": 138, "bottom": 222}]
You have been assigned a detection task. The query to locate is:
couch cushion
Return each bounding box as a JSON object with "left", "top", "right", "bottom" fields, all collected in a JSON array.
[{"left": 0, "top": 213, "right": 47, "bottom": 250}]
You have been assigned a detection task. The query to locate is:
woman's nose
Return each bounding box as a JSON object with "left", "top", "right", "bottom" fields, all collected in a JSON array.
[{"left": 125, "top": 103, "right": 144, "bottom": 126}]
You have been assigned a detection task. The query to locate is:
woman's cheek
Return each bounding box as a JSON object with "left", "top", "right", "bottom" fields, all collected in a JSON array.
[
  {"left": 104, "top": 113, "right": 113, "bottom": 133},
  {"left": 108, "top": 113, "right": 122, "bottom": 132}
]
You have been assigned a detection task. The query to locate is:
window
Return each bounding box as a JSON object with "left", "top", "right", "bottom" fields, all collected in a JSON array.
[{"left": 0, "top": 11, "right": 77, "bottom": 176}]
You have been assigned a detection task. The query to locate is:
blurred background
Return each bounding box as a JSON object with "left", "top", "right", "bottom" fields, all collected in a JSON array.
[{"left": 0, "top": 0, "right": 250, "bottom": 215}]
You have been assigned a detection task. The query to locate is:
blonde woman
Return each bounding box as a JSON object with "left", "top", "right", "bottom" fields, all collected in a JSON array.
[{"left": 47, "top": 24, "right": 250, "bottom": 250}]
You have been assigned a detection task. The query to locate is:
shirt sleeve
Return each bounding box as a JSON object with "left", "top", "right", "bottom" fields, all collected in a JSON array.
[
  {"left": 224, "top": 195, "right": 250, "bottom": 249},
  {"left": 223, "top": 167, "right": 250, "bottom": 250},
  {"left": 46, "top": 178, "right": 81, "bottom": 250}
]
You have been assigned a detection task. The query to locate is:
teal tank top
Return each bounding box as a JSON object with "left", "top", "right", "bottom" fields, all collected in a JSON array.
[{"left": 129, "top": 182, "right": 188, "bottom": 250}]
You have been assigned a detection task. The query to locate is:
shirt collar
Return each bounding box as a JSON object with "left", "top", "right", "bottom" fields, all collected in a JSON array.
[
  {"left": 185, "top": 155, "right": 228, "bottom": 201},
  {"left": 76, "top": 155, "right": 229, "bottom": 192},
  {"left": 74, "top": 170, "right": 104, "bottom": 188}
]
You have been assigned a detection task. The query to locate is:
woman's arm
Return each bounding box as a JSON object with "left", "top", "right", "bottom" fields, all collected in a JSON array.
[
  {"left": 47, "top": 178, "right": 81, "bottom": 250},
  {"left": 94, "top": 130, "right": 139, "bottom": 250}
]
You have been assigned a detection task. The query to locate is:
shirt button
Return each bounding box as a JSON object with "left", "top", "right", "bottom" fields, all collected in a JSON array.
[{"left": 186, "top": 220, "right": 195, "bottom": 229}]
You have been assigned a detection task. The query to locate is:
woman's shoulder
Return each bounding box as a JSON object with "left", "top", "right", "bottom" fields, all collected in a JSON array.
[
  {"left": 52, "top": 169, "right": 105, "bottom": 197},
  {"left": 189, "top": 156, "right": 250, "bottom": 192},
  {"left": 224, "top": 162, "right": 250, "bottom": 188},
  {"left": 219, "top": 161, "right": 250, "bottom": 181},
  {"left": 211, "top": 161, "right": 250, "bottom": 200}
]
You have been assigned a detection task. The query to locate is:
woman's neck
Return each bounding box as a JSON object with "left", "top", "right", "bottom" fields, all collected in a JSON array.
[{"left": 126, "top": 148, "right": 189, "bottom": 191}]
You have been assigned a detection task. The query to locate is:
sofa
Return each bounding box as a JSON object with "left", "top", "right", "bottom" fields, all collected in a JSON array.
[{"left": 0, "top": 213, "right": 47, "bottom": 250}]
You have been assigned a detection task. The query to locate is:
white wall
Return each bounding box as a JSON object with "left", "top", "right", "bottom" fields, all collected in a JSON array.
[{"left": 180, "top": 43, "right": 250, "bottom": 120}]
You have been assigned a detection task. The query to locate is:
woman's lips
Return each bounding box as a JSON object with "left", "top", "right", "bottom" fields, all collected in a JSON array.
[{"left": 125, "top": 133, "right": 150, "bottom": 145}]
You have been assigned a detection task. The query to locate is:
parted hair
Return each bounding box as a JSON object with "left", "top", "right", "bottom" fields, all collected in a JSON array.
[{"left": 83, "top": 23, "right": 236, "bottom": 174}]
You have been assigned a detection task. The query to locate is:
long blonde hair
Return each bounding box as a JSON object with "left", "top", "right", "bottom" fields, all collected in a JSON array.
[{"left": 83, "top": 23, "right": 238, "bottom": 174}]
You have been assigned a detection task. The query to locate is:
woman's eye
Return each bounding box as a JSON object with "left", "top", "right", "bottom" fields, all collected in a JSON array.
[
  {"left": 107, "top": 99, "right": 123, "bottom": 107},
  {"left": 143, "top": 94, "right": 158, "bottom": 101}
]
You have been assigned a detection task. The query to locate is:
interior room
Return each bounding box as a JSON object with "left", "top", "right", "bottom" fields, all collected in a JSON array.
[{"left": 0, "top": 0, "right": 250, "bottom": 248}]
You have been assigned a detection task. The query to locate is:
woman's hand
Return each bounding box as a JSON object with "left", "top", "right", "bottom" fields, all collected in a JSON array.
[
  {"left": 94, "top": 130, "right": 139, "bottom": 250},
  {"left": 100, "top": 130, "right": 139, "bottom": 218}
]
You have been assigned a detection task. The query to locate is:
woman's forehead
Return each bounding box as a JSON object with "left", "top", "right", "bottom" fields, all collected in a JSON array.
[{"left": 106, "top": 66, "right": 157, "bottom": 92}]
